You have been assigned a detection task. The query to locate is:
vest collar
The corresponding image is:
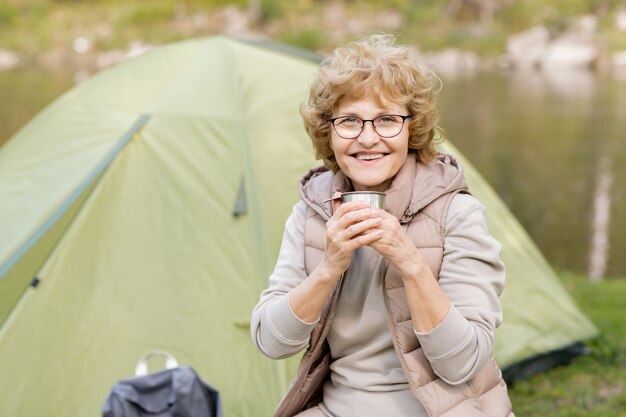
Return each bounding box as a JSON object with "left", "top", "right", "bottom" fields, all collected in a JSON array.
[{"left": 299, "top": 152, "right": 468, "bottom": 222}]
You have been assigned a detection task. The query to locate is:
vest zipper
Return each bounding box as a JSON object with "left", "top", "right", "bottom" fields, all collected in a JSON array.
[
  {"left": 380, "top": 256, "right": 434, "bottom": 417},
  {"left": 278, "top": 272, "right": 345, "bottom": 414},
  {"left": 326, "top": 272, "right": 344, "bottom": 328}
]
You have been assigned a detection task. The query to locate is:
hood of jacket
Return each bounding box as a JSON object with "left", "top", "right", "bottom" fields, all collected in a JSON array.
[{"left": 299, "top": 152, "right": 469, "bottom": 223}]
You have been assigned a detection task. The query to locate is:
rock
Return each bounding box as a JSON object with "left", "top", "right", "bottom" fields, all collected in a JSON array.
[
  {"left": 542, "top": 14, "right": 599, "bottom": 70},
  {"left": 615, "top": 8, "right": 626, "bottom": 32},
  {"left": 73, "top": 37, "right": 92, "bottom": 54},
  {"left": 420, "top": 49, "right": 481, "bottom": 78},
  {"left": 126, "top": 41, "right": 154, "bottom": 59},
  {"left": 542, "top": 37, "right": 598, "bottom": 70},
  {"left": 506, "top": 18, "right": 599, "bottom": 72},
  {"left": 613, "top": 51, "right": 626, "bottom": 68},
  {"left": 217, "top": 5, "right": 265, "bottom": 40},
  {"left": 372, "top": 9, "right": 403, "bottom": 30},
  {"left": 322, "top": 3, "right": 402, "bottom": 42},
  {"left": 573, "top": 14, "right": 598, "bottom": 36},
  {"left": 96, "top": 41, "right": 155, "bottom": 69},
  {"left": 506, "top": 26, "right": 550, "bottom": 70},
  {"left": 218, "top": 6, "right": 250, "bottom": 36},
  {"left": 0, "top": 50, "right": 20, "bottom": 70},
  {"left": 96, "top": 50, "right": 125, "bottom": 69}
]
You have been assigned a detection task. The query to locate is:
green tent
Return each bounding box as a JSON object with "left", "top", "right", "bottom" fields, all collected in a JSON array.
[{"left": 0, "top": 36, "right": 596, "bottom": 417}]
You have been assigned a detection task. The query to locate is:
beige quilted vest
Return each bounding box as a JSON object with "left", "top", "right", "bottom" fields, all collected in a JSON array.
[{"left": 274, "top": 153, "right": 514, "bottom": 417}]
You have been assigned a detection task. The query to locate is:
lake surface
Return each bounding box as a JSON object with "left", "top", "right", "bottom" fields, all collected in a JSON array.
[
  {"left": 1, "top": 68, "right": 625, "bottom": 277},
  {"left": 439, "top": 71, "right": 626, "bottom": 278}
]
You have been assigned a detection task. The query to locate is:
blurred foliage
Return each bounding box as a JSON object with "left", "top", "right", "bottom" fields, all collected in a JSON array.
[
  {"left": 113, "top": 2, "right": 177, "bottom": 26},
  {"left": 0, "top": 4, "right": 20, "bottom": 26},
  {"left": 509, "top": 272, "right": 626, "bottom": 417},
  {"left": 276, "top": 28, "right": 325, "bottom": 51},
  {"left": 0, "top": 0, "right": 625, "bottom": 57}
]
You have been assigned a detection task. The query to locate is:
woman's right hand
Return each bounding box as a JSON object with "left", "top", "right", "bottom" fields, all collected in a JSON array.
[
  {"left": 287, "top": 197, "right": 383, "bottom": 324},
  {"left": 320, "top": 198, "right": 383, "bottom": 279}
]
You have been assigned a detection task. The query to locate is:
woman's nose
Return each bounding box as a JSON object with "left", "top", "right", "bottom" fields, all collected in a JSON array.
[{"left": 356, "top": 122, "right": 380, "bottom": 147}]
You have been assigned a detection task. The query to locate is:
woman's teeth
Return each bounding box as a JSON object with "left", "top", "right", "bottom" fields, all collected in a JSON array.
[{"left": 356, "top": 153, "right": 384, "bottom": 160}]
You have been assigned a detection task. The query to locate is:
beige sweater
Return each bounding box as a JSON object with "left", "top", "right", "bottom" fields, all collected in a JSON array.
[{"left": 252, "top": 193, "right": 505, "bottom": 417}]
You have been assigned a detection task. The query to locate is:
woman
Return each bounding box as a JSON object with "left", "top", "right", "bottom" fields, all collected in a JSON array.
[{"left": 251, "top": 34, "right": 514, "bottom": 417}]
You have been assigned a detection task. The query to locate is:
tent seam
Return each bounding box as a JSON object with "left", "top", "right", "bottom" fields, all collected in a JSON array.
[{"left": 0, "top": 114, "right": 151, "bottom": 279}]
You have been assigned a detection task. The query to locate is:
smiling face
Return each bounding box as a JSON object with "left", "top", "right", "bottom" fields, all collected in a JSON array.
[{"left": 331, "top": 96, "right": 410, "bottom": 192}]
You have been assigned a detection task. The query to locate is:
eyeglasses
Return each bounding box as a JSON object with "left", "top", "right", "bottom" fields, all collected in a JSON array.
[{"left": 329, "top": 114, "right": 412, "bottom": 139}]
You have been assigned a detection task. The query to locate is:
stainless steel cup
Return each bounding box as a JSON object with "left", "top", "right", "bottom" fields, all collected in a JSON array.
[
  {"left": 322, "top": 191, "right": 386, "bottom": 217},
  {"left": 340, "top": 191, "right": 386, "bottom": 209}
]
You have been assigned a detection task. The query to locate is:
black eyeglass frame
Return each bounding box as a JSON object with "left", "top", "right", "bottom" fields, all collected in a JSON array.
[{"left": 329, "top": 114, "right": 413, "bottom": 139}]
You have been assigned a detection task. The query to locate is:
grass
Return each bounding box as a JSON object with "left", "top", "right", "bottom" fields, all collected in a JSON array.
[{"left": 508, "top": 272, "right": 626, "bottom": 417}]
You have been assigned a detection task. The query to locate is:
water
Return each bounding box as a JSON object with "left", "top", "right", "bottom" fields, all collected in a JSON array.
[
  {"left": 439, "top": 71, "right": 626, "bottom": 277},
  {"left": 1, "top": 68, "right": 625, "bottom": 277}
]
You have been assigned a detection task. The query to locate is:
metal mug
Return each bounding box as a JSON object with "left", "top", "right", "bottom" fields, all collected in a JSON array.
[{"left": 322, "top": 191, "right": 386, "bottom": 217}]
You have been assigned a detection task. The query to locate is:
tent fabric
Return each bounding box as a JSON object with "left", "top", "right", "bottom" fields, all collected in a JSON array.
[{"left": 0, "top": 36, "right": 597, "bottom": 417}]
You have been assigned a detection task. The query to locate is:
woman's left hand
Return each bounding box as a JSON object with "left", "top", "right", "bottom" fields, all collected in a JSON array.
[
  {"left": 369, "top": 209, "right": 423, "bottom": 274},
  {"left": 370, "top": 209, "right": 451, "bottom": 332}
]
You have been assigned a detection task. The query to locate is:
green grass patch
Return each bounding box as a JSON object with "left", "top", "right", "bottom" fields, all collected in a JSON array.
[
  {"left": 112, "top": 2, "right": 177, "bottom": 27},
  {"left": 509, "top": 272, "right": 626, "bottom": 417},
  {"left": 0, "top": 4, "right": 20, "bottom": 26},
  {"left": 276, "top": 28, "right": 326, "bottom": 51}
]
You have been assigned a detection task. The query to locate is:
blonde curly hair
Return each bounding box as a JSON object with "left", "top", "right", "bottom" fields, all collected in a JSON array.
[{"left": 300, "top": 34, "right": 441, "bottom": 172}]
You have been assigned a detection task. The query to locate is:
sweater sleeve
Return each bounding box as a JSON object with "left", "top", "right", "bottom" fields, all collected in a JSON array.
[
  {"left": 414, "top": 193, "right": 505, "bottom": 385},
  {"left": 250, "top": 201, "right": 318, "bottom": 359}
]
